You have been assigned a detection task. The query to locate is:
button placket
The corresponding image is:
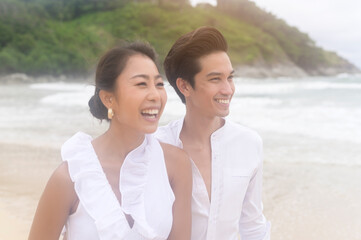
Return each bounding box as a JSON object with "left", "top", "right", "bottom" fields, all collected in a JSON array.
[{"left": 208, "top": 135, "right": 221, "bottom": 240}]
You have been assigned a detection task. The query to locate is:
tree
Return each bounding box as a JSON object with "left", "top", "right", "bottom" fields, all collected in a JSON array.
[
  {"left": 217, "top": 0, "right": 239, "bottom": 10},
  {"left": 158, "top": 0, "right": 189, "bottom": 7}
]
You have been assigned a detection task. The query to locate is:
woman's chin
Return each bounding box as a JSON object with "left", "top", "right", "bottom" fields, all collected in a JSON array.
[{"left": 141, "top": 125, "right": 158, "bottom": 134}]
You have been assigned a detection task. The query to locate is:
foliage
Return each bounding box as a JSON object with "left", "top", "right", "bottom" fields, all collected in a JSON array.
[
  {"left": 0, "top": 0, "right": 351, "bottom": 76},
  {"left": 216, "top": 0, "right": 349, "bottom": 73}
]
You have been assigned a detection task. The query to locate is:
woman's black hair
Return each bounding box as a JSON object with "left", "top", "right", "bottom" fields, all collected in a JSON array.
[{"left": 88, "top": 41, "right": 158, "bottom": 120}]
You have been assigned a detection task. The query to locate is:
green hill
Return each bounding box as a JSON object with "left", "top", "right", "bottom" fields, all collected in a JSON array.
[{"left": 0, "top": 0, "right": 359, "bottom": 78}]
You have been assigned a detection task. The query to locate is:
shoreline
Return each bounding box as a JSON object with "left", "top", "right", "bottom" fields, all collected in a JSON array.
[
  {"left": 1, "top": 142, "right": 360, "bottom": 239},
  {"left": 1, "top": 66, "right": 361, "bottom": 84}
]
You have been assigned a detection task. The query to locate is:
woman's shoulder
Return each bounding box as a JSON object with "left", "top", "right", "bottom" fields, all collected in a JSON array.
[
  {"left": 44, "top": 161, "right": 78, "bottom": 212},
  {"left": 160, "top": 142, "right": 189, "bottom": 163},
  {"left": 61, "top": 132, "right": 93, "bottom": 160},
  {"left": 50, "top": 162, "right": 75, "bottom": 190},
  {"left": 159, "top": 143, "right": 191, "bottom": 181}
]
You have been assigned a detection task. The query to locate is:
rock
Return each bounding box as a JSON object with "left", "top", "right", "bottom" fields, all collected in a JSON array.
[
  {"left": 0, "top": 73, "right": 35, "bottom": 83},
  {"left": 236, "top": 62, "right": 308, "bottom": 79}
]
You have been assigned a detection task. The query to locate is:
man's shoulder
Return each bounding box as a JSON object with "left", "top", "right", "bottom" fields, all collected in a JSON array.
[
  {"left": 224, "top": 120, "right": 262, "bottom": 145},
  {"left": 222, "top": 120, "right": 263, "bottom": 167},
  {"left": 225, "top": 120, "right": 262, "bottom": 138},
  {"left": 157, "top": 118, "right": 181, "bottom": 132},
  {"left": 155, "top": 118, "right": 183, "bottom": 145}
]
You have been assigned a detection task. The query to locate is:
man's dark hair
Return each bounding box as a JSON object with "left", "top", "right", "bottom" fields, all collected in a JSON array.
[{"left": 164, "top": 26, "right": 228, "bottom": 103}]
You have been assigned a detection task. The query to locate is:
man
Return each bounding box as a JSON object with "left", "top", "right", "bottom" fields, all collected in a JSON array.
[{"left": 156, "top": 26, "right": 271, "bottom": 240}]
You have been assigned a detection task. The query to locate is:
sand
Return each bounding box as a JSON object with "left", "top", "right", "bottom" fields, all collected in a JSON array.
[
  {"left": 0, "top": 142, "right": 61, "bottom": 239},
  {"left": 0, "top": 142, "right": 360, "bottom": 240},
  {"left": 262, "top": 162, "right": 361, "bottom": 240}
]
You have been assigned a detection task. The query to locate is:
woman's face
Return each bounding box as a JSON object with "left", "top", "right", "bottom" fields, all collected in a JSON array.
[{"left": 111, "top": 54, "right": 167, "bottom": 134}]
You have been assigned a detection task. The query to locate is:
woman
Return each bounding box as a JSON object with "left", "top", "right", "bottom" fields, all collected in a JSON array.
[{"left": 29, "top": 42, "right": 192, "bottom": 240}]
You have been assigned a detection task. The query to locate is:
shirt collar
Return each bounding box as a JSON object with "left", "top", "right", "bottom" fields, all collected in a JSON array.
[{"left": 174, "top": 116, "right": 228, "bottom": 143}]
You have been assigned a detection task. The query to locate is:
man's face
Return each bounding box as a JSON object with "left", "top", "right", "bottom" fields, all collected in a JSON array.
[{"left": 187, "top": 51, "right": 235, "bottom": 118}]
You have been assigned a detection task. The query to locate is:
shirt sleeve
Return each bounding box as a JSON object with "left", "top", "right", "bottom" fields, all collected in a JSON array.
[{"left": 238, "top": 138, "right": 271, "bottom": 240}]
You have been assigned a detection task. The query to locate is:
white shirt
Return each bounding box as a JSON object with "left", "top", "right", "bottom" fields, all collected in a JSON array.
[
  {"left": 61, "top": 132, "right": 175, "bottom": 240},
  {"left": 155, "top": 118, "right": 271, "bottom": 240}
]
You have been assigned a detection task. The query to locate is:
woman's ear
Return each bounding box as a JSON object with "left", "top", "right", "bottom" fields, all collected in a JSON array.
[
  {"left": 176, "top": 78, "right": 192, "bottom": 98},
  {"left": 99, "top": 90, "right": 114, "bottom": 109}
]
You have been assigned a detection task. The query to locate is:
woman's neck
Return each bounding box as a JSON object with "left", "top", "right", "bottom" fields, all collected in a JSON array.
[{"left": 92, "top": 122, "right": 145, "bottom": 163}]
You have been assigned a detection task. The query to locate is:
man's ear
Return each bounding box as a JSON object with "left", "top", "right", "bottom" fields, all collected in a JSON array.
[
  {"left": 176, "top": 78, "right": 192, "bottom": 97},
  {"left": 99, "top": 90, "right": 114, "bottom": 109}
]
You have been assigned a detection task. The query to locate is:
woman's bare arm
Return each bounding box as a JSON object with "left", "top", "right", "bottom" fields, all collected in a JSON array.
[
  {"left": 29, "top": 162, "right": 77, "bottom": 240},
  {"left": 161, "top": 143, "right": 192, "bottom": 240}
]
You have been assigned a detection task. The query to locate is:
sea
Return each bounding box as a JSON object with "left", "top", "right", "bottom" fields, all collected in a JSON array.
[{"left": 1, "top": 75, "right": 360, "bottom": 166}]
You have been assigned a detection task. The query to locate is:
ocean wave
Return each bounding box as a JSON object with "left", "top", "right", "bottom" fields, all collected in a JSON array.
[
  {"left": 234, "top": 77, "right": 361, "bottom": 94},
  {"left": 231, "top": 97, "right": 283, "bottom": 107},
  {"left": 234, "top": 82, "right": 298, "bottom": 94},
  {"left": 40, "top": 91, "right": 93, "bottom": 107},
  {"left": 230, "top": 105, "right": 361, "bottom": 144},
  {"left": 337, "top": 73, "right": 361, "bottom": 79},
  {"left": 30, "top": 82, "right": 93, "bottom": 91},
  {"left": 303, "top": 81, "right": 361, "bottom": 90}
]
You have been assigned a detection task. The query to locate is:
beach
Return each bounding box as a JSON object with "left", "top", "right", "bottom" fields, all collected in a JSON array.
[
  {"left": 263, "top": 162, "right": 361, "bottom": 240},
  {"left": 1, "top": 77, "right": 360, "bottom": 239},
  {"left": 0, "top": 143, "right": 61, "bottom": 239},
  {"left": 1, "top": 142, "right": 361, "bottom": 239}
]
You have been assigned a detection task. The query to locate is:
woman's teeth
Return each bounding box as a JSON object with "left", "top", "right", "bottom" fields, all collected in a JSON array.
[
  {"left": 141, "top": 109, "right": 159, "bottom": 118},
  {"left": 141, "top": 109, "right": 159, "bottom": 115}
]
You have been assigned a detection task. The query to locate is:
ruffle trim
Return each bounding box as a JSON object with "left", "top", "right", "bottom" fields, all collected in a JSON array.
[{"left": 61, "top": 132, "right": 164, "bottom": 239}]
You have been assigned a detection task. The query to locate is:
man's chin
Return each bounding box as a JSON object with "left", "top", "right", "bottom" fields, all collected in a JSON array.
[{"left": 217, "top": 111, "right": 230, "bottom": 118}]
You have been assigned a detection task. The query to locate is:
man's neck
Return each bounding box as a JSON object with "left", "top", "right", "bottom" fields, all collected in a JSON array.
[{"left": 181, "top": 110, "right": 224, "bottom": 149}]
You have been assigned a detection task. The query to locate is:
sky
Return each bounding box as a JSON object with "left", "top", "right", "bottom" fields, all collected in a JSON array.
[{"left": 191, "top": 0, "right": 361, "bottom": 69}]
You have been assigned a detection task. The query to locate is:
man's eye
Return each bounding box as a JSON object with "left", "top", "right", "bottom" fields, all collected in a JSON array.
[
  {"left": 157, "top": 82, "right": 164, "bottom": 87},
  {"left": 136, "top": 82, "right": 147, "bottom": 86},
  {"left": 228, "top": 75, "right": 234, "bottom": 80},
  {"left": 210, "top": 78, "right": 220, "bottom": 81}
]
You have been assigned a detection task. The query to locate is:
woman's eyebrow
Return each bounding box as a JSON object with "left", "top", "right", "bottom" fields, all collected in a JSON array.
[
  {"left": 130, "top": 74, "right": 163, "bottom": 80},
  {"left": 130, "top": 74, "right": 150, "bottom": 80}
]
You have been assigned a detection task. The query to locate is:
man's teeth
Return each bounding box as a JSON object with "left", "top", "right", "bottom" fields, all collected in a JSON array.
[
  {"left": 216, "top": 99, "right": 230, "bottom": 104},
  {"left": 142, "top": 109, "right": 159, "bottom": 115}
]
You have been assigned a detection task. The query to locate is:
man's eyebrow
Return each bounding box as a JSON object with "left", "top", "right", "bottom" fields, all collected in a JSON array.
[
  {"left": 206, "top": 70, "right": 235, "bottom": 77},
  {"left": 206, "top": 72, "right": 222, "bottom": 77}
]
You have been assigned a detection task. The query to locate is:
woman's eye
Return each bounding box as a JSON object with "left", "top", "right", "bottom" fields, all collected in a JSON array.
[
  {"left": 157, "top": 82, "right": 164, "bottom": 87},
  {"left": 210, "top": 78, "right": 220, "bottom": 81},
  {"left": 136, "top": 82, "right": 147, "bottom": 86}
]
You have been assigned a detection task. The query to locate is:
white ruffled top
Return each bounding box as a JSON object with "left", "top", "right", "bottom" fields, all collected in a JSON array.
[{"left": 61, "top": 132, "right": 175, "bottom": 240}]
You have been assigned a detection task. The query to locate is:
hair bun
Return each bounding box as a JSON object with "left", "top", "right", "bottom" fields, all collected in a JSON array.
[{"left": 88, "top": 93, "right": 108, "bottom": 120}]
